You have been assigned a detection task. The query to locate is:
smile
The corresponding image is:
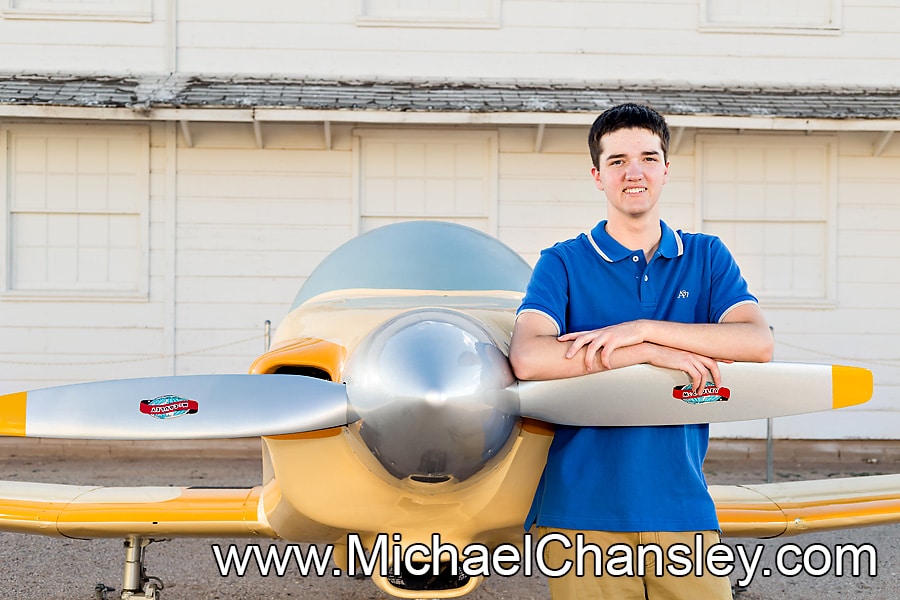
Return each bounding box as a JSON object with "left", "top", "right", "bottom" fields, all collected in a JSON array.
[{"left": 623, "top": 187, "right": 647, "bottom": 194}]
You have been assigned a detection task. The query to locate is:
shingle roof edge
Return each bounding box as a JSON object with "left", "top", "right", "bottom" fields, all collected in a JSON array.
[{"left": 1, "top": 73, "right": 898, "bottom": 120}]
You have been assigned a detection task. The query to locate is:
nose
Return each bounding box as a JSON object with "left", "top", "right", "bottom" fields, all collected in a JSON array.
[{"left": 625, "top": 160, "right": 643, "bottom": 180}]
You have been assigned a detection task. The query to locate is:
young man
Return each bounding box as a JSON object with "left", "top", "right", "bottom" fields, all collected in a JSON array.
[{"left": 508, "top": 103, "right": 774, "bottom": 599}]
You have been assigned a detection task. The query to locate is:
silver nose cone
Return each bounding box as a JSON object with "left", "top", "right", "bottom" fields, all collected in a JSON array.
[{"left": 344, "top": 309, "right": 518, "bottom": 483}]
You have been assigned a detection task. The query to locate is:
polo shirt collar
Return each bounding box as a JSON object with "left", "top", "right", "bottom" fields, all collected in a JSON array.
[{"left": 588, "top": 220, "right": 684, "bottom": 263}]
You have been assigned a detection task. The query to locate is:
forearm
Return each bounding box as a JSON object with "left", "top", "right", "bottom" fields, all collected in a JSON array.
[
  {"left": 509, "top": 333, "right": 652, "bottom": 381},
  {"left": 636, "top": 319, "right": 773, "bottom": 363}
]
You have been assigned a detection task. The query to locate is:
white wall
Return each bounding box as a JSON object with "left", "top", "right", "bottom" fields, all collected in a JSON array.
[
  {"left": 0, "top": 0, "right": 170, "bottom": 72},
  {"left": 174, "top": 0, "right": 899, "bottom": 85},
  {"left": 1, "top": 1, "right": 898, "bottom": 86},
  {"left": 171, "top": 122, "right": 355, "bottom": 374}
]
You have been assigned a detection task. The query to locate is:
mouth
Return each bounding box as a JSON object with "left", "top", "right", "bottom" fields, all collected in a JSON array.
[{"left": 623, "top": 187, "right": 647, "bottom": 195}]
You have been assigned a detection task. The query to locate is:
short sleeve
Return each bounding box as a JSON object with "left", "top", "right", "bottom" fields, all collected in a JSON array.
[
  {"left": 707, "top": 236, "right": 758, "bottom": 323},
  {"left": 517, "top": 248, "right": 570, "bottom": 336}
]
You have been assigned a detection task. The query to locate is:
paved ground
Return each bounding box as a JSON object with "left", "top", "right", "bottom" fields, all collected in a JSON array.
[{"left": 0, "top": 439, "right": 897, "bottom": 599}]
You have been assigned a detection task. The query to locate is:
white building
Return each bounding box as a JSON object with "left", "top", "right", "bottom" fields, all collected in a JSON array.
[{"left": 1, "top": 0, "right": 898, "bottom": 439}]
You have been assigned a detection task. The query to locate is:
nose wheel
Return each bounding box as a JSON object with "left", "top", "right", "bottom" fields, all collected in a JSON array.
[{"left": 95, "top": 536, "right": 165, "bottom": 599}]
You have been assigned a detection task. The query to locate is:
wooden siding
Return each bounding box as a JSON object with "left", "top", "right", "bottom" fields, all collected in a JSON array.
[
  {"left": 0, "top": 1, "right": 897, "bottom": 85},
  {"left": 0, "top": 0, "right": 168, "bottom": 72},
  {"left": 171, "top": 0, "right": 898, "bottom": 84},
  {"left": 171, "top": 127, "right": 355, "bottom": 375}
]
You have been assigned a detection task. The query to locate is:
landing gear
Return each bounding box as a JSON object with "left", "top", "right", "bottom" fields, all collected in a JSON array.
[{"left": 97, "top": 536, "right": 165, "bottom": 599}]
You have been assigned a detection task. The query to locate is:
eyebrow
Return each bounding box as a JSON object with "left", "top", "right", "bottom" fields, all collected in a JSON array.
[
  {"left": 603, "top": 150, "right": 663, "bottom": 162},
  {"left": 604, "top": 150, "right": 663, "bottom": 161}
]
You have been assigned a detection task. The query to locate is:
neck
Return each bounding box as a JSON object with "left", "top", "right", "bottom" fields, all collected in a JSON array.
[{"left": 605, "top": 217, "right": 662, "bottom": 260}]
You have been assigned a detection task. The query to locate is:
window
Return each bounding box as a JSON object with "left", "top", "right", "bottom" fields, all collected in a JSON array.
[
  {"left": 696, "top": 135, "right": 837, "bottom": 306},
  {"left": 3, "top": 0, "right": 151, "bottom": 22},
  {"left": 700, "top": 0, "right": 840, "bottom": 34},
  {"left": 0, "top": 124, "right": 149, "bottom": 297},
  {"left": 357, "top": 0, "right": 500, "bottom": 28},
  {"left": 355, "top": 129, "right": 497, "bottom": 234}
]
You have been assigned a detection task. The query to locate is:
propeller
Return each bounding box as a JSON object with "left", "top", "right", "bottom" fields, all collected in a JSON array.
[
  {"left": 0, "top": 374, "right": 352, "bottom": 439},
  {"left": 0, "top": 359, "right": 872, "bottom": 440},
  {"left": 517, "top": 361, "right": 873, "bottom": 427}
]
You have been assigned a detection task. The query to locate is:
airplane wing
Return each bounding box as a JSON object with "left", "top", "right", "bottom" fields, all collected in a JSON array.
[
  {"left": 0, "top": 480, "right": 273, "bottom": 539},
  {"left": 714, "top": 473, "right": 900, "bottom": 538},
  {"left": 4, "top": 474, "right": 900, "bottom": 541}
]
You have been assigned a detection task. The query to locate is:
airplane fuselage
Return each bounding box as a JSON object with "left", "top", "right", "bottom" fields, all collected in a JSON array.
[{"left": 250, "top": 289, "right": 553, "bottom": 596}]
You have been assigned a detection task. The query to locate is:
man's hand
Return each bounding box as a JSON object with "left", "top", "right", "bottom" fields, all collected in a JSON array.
[
  {"left": 642, "top": 343, "right": 723, "bottom": 392},
  {"left": 558, "top": 321, "right": 648, "bottom": 372},
  {"left": 558, "top": 306, "right": 773, "bottom": 377},
  {"left": 558, "top": 323, "right": 722, "bottom": 391}
]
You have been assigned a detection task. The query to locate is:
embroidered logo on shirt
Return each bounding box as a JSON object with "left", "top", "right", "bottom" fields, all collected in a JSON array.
[{"left": 677, "top": 290, "right": 690, "bottom": 299}]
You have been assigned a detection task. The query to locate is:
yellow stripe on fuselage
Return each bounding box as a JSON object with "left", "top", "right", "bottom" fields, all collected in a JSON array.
[
  {"left": 832, "top": 365, "right": 874, "bottom": 409},
  {"left": 0, "top": 392, "right": 27, "bottom": 436}
]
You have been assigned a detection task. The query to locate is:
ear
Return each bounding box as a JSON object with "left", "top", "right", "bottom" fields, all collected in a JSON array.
[{"left": 591, "top": 166, "right": 604, "bottom": 191}]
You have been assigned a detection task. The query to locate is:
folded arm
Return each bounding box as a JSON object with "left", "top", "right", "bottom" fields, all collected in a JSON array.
[{"left": 509, "top": 303, "right": 773, "bottom": 390}]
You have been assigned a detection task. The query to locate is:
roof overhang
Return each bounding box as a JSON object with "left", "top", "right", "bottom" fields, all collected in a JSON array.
[
  {"left": 2, "top": 75, "right": 898, "bottom": 152},
  {"left": 2, "top": 104, "right": 899, "bottom": 133}
]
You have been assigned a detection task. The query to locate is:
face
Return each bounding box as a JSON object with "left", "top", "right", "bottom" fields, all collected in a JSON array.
[{"left": 591, "top": 127, "right": 669, "bottom": 222}]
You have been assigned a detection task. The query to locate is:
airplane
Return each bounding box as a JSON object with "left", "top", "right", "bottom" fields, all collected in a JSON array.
[{"left": 1, "top": 220, "right": 898, "bottom": 599}]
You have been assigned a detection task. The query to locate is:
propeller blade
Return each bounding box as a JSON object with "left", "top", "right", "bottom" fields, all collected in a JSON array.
[
  {"left": 517, "top": 362, "right": 872, "bottom": 427},
  {"left": 0, "top": 374, "right": 352, "bottom": 439}
]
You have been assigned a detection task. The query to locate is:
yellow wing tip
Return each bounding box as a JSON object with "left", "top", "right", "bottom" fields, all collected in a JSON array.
[
  {"left": 0, "top": 391, "right": 28, "bottom": 436},
  {"left": 832, "top": 365, "right": 873, "bottom": 409}
]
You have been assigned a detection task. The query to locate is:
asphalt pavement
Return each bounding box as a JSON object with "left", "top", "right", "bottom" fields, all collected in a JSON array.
[{"left": 0, "top": 439, "right": 897, "bottom": 599}]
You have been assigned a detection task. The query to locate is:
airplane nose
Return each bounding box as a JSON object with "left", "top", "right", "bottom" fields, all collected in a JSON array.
[{"left": 344, "top": 309, "right": 519, "bottom": 484}]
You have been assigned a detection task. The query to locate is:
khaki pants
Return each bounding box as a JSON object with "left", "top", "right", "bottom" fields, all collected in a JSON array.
[{"left": 537, "top": 528, "right": 733, "bottom": 600}]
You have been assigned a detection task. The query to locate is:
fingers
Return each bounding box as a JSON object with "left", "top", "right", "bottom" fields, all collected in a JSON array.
[
  {"left": 706, "top": 358, "right": 722, "bottom": 388},
  {"left": 598, "top": 342, "right": 620, "bottom": 371},
  {"left": 648, "top": 345, "right": 720, "bottom": 391},
  {"left": 583, "top": 336, "right": 607, "bottom": 372},
  {"left": 556, "top": 329, "right": 602, "bottom": 358},
  {"left": 686, "top": 355, "right": 720, "bottom": 392},
  {"left": 559, "top": 330, "right": 616, "bottom": 372},
  {"left": 558, "top": 327, "right": 721, "bottom": 385}
]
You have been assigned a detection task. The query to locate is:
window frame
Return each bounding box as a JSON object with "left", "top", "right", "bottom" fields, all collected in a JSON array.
[
  {"left": 698, "top": 0, "right": 841, "bottom": 36},
  {"left": 352, "top": 127, "right": 499, "bottom": 236},
  {"left": 355, "top": 0, "right": 501, "bottom": 29},
  {"left": 2, "top": 0, "right": 152, "bottom": 22},
  {"left": 0, "top": 123, "right": 151, "bottom": 301},
  {"left": 694, "top": 133, "right": 838, "bottom": 308}
]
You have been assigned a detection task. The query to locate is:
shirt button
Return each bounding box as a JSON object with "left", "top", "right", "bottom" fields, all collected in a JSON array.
[
  {"left": 632, "top": 255, "right": 639, "bottom": 262},
  {"left": 644, "top": 275, "right": 649, "bottom": 281}
]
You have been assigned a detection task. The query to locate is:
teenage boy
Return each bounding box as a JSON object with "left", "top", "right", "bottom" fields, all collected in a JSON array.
[{"left": 509, "top": 103, "right": 773, "bottom": 599}]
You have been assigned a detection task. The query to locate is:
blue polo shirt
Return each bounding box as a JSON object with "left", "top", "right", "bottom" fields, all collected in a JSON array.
[{"left": 519, "top": 220, "right": 757, "bottom": 532}]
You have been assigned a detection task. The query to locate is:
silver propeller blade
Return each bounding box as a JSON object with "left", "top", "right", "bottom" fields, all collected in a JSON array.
[
  {"left": 517, "top": 362, "right": 872, "bottom": 427},
  {"left": 2, "top": 374, "right": 352, "bottom": 439}
]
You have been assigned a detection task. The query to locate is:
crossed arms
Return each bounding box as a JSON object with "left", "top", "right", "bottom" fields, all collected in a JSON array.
[{"left": 508, "top": 304, "right": 774, "bottom": 391}]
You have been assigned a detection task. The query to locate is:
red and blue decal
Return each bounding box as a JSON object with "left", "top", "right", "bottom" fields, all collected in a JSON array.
[
  {"left": 673, "top": 384, "right": 730, "bottom": 405},
  {"left": 139, "top": 395, "right": 199, "bottom": 420}
]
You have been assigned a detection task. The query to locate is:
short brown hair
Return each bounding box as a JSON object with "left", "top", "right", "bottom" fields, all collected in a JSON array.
[{"left": 588, "top": 103, "right": 670, "bottom": 168}]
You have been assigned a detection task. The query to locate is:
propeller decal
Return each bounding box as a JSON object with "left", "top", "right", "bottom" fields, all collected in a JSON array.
[
  {"left": 139, "top": 395, "right": 200, "bottom": 420},
  {"left": 672, "top": 384, "right": 731, "bottom": 404}
]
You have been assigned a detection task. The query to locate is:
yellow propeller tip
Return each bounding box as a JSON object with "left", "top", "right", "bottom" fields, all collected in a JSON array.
[
  {"left": 0, "top": 391, "right": 28, "bottom": 436},
  {"left": 832, "top": 365, "right": 874, "bottom": 409}
]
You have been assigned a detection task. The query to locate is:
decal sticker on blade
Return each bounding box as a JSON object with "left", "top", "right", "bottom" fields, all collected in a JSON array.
[
  {"left": 672, "top": 384, "right": 730, "bottom": 405},
  {"left": 139, "top": 395, "right": 199, "bottom": 420}
]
